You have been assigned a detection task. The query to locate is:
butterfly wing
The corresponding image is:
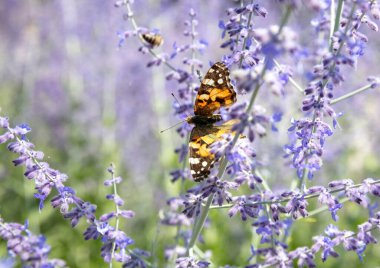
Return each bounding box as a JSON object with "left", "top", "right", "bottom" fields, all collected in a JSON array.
[
  {"left": 189, "top": 120, "right": 238, "bottom": 182},
  {"left": 194, "top": 62, "right": 237, "bottom": 116}
]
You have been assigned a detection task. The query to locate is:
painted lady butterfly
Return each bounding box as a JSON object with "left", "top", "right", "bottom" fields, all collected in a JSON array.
[{"left": 186, "top": 62, "right": 237, "bottom": 182}]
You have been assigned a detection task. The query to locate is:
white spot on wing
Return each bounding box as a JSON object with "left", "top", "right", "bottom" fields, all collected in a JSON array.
[
  {"left": 217, "top": 79, "right": 223, "bottom": 84},
  {"left": 202, "top": 78, "right": 215, "bottom": 86},
  {"left": 209, "top": 68, "right": 215, "bottom": 73},
  {"left": 202, "top": 161, "right": 208, "bottom": 167},
  {"left": 189, "top": 158, "right": 200, "bottom": 164},
  {"left": 191, "top": 170, "right": 196, "bottom": 175}
]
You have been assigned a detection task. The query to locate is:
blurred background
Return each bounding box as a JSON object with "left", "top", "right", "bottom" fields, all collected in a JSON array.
[{"left": 1, "top": 0, "right": 380, "bottom": 267}]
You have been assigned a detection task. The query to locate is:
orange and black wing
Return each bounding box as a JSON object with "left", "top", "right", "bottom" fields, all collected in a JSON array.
[
  {"left": 189, "top": 120, "right": 238, "bottom": 182},
  {"left": 194, "top": 62, "right": 237, "bottom": 116}
]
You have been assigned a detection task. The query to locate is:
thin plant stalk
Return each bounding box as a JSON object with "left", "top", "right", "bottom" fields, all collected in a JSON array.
[{"left": 185, "top": 5, "right": 293, "bottom": 256}]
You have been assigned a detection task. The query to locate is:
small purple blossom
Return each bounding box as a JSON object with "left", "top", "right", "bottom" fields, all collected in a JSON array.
[
  {"left": 175, "top": 257, "right": 209, "bottom": 268},
  {"left": 228, "top": 195, "right": 262, "bottom": 220},
  {"left": 182, "top": 193, "right": 203, "bottom": 218},
  {"left": 200, "top": 176, "right": 238, "bottom": 205}
]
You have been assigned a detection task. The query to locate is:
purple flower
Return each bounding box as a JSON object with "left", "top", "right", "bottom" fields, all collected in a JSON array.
[
  {"left": 200, "top": 177, "right": 238, "bottom": 206},
  {"left": 345, "top": 186, "right": 369, "bottom": 207},
  {"left": 62, "top": 201, "right": 96, "bottom": 227},
  {"left": 0, "top": 116, "right": 10, "bottom": 128},
  {"left": 0, "top": 131, "right": 14, "bottom": 144},
  {"left": 7, "top": 140, "right": 34, "bottom": 154},
  {"left": 285, "top": 194, "right": 308, "bottom": 219},
  {"left": 182, "top": 193, "right": 203, "bottom": 218},
  {"left": 287, "top": 247, "right": 316, "bottom": 268},
  {"left": 228, "top": 195, "right": 262, "bottom": 220},
  {"left": 311, "top": 236, "right": 339, "bottom": 262},
  {"left": 84, "top": 223, "right": 102, "bottom": 240},
  {"left": 170, "top": 169, "right": 190, "bottom": 183},
  {"left": 104, "top": 176, "right": 122, "bottom": 186},
  {"left": 318, "top": 189, "right": 342, "bottom": 221},
  {"left": 175, "top": 257, "right": 209, "bottom": 268},
  {"left": 123, "top": 248, "right": 150, "bottom": 268},
  {"left": 253, "top": 26, "right": 299, "bottom": 69},
  {"left": 106, "top": 194, "right": 125, "bottom": 206},
  {"left": 285, "top": 118, "right": 333, "bottom": 180},
  {"left": 265, "top": 66, "right": 292, "bottom": 96},
  {"left": 51, "top": 187, "right": 82, "bottom": 213},
  {"left": 175, "top": 144, "right": 188, "bottom": 163},
  {"left": 357, "top": 222, "right": 377, "bottom": 245},
  {"left": 253, "top": 216, "right": 286, "bottom": 244},
  {"left": 347, "top": 38, "right": 366, "bottom": 56},
  {"left": 0, "top": 219, "right": 66, "bottom": 267}
]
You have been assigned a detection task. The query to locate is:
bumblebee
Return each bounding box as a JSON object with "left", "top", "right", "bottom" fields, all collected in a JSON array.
[{"left": 141, "top": 33, "right": 164, "bottom": 48}]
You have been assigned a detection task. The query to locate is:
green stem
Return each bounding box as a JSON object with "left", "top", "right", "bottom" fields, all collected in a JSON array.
[
  {"left": 307, "top": 197, "right": 349, "bottom": 217},
  {"left": 324, "top": 3, "right": 357, "bottom": 87},
  {"left": 273, "top": 59, "right": 304, "bottom": 92},
  {"left": 186, "top": 194, "right": 214, "bottom": 256},
  {"left": 235, "top": 0, "right": 245, "bottom": 47},
  {"left": 296, "top": 3, "right": 358, "bottom": 191},
  {"left": 174, "top": 12, "right": 200, "bottom": 262},
  {"left": 238, "top": 0, "right": 254, "bottom": 68},
  {"left": 190, "top": 16, "right": 196, "bottom": 78},
  {"left": 109, "top": 164, "right": 120, "bottom": 268},
  {"left": 208, "top": 179, "right": 380, "bottom": 209},
  {"left": 256, "top": 170, "right": 271, "bottom": 192},
  {"left": 330, "top": 0, "right": 335, "bottom": 39},
  {"left": 278, "top": 5, "right": 292, "bottom": 34},
  {"left": 330, "top": 84, "right": 373, "bottom": 105},
  {"left": 330, "top": 0, "right": 344, "bottom": 51},
  {"left": 246, "top": 68, "right": 267, "bottom": 113}
]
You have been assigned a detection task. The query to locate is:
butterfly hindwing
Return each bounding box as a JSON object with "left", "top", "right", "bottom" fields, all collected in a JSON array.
[
  {"left": 189, "top": 120, "right": 237, "bottom": 182},
  {"left": 194, "top": 62, "right": 237, "bottom": 116}
]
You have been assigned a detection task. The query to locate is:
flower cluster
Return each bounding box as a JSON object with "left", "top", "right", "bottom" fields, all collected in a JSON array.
[
  {"left": 115, "top": 1, "right": 380, "bottom": 267},
  {"left": 2, "top": 0, "right": 380, "bottom": 267},
  {"left": 0, "top": 219, "right": 66, "bottom": 267},
  {"left": 219, "top": 3, "right": 267, "bottom": 67},
  {"left": 244, "top": 178, "right": 380, "bottom": 267},
  {"left": 0, "top": 116, "right": 147, "bottom": 266},
  {"left": 285, "top": 1, "right": 380, "bottom": 184}
]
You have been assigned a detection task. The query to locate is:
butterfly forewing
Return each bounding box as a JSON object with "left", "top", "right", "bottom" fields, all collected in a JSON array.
[{"left": 194, "top": 62, "right": 237, "bottom": 116}]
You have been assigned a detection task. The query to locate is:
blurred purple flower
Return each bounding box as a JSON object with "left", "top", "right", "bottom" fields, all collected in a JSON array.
[
  {"left": 123, "top": 248, "right": 150, "bottom": 268},
  {"left": 175, "top": 257, "right": 209, "bottom": 268},
  {"left": 0, "top": 219, "right": 66, "bottom": 267}
]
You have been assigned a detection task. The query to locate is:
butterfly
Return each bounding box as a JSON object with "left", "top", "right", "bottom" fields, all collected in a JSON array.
[{"left": 186, "top": 62, "right": 237, "bottom": 182}]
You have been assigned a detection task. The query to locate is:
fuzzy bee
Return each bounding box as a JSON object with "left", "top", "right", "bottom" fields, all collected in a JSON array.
[{"left": 141, "top": 33, "right": 164, "bottom": 48}]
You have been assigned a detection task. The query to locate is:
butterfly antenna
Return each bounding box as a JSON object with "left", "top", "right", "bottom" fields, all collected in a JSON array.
[
  {"left": 196, "top": 69, "right": 202, "bottom": 83},
  {"left": 171, "top": 93, "right": 191, "bottom": 117},
  {"left": 160, "top": 119, "right": 187, "bottom": 133}
]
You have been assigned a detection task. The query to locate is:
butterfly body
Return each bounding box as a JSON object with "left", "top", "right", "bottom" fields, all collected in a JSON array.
[
  {"left": 186, "top": 115, "right": 222, "bottom": 125},
  {"left": 187, "top": 62, "right": 237, "bottom": 182}
]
